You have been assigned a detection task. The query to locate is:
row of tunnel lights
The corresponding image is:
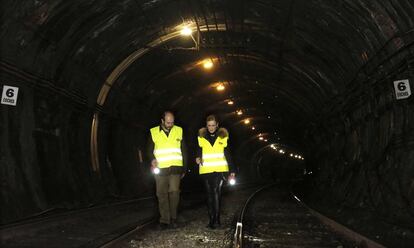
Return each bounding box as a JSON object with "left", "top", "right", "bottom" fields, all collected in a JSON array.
[
  {"left": 270, "top": 144, "right": 304, "bottom": 160},
  {"left": 179, "top": 25, "right": 305, "bottom": 161}
]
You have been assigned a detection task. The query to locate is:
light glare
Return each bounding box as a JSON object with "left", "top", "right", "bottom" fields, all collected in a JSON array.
[
  {"left": 180, "top": 26, "right": 192, "bottom": 36},
  {"left": 216, "top": 84, "right": 225, "bottom": 91},
  {"left": 203, "top": 59, "right": 214, "bottom": 69}
]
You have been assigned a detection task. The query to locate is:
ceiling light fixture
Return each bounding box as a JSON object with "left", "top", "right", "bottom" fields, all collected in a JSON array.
[
  {"left": 216, "top": 84, "right": 225, "bottom": 91},
  {"left": 180, "top": 26, "right": 192, "bottom": 36},
  {"left": 203, "top": 59, "right": 214, "bottom": 69}
]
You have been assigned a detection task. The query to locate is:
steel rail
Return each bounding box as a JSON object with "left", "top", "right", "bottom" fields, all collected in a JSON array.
[
  {"left": 291, "top": 193, "right": 387, "bottom": 248},
  {"left": 233, "top": 184, "right": 387, "bottom": 248},
  {"left": 233, "top": 183, "right": 277, "bottom": 248}
]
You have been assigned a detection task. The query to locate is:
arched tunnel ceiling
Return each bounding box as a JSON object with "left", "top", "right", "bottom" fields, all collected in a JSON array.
[
  {"left": 2, "top": 0, "right": 414, "bottom": 162},
  {"left": 1, "top": 0, "right": 414, "bottom": 233}
]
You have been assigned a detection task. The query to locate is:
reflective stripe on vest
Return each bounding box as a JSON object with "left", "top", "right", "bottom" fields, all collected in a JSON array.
[
  {"left": 198, "top": 136, "right": 229, "bottom": 174},
  {"left": 150, "top": 126, "right": 183, "bottom": 168}
]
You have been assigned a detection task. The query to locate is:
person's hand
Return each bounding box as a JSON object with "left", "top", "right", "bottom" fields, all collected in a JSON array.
[
  {"left": 195, "top": 157, "right": 203, "bottom": 165},
  {"left": 151, "top": 159, "right": 158, "bottom": 170},
  {"left": 181, "top": 173, "right": 186, "bottom": 179},
  {"left": 228, "top": 173, "right": 236, "bottom": 181}
]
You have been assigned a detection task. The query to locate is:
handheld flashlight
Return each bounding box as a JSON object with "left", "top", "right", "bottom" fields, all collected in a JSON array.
[
  {"left": 153, "top": 167, "right": 160, "bottom": 175},
  {"left": 229, "top": 178, "right": 236, "bottom": 185}
]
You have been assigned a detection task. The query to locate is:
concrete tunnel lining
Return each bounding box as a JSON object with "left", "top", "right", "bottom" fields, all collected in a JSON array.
[{"left": 0, "top": 1, "right": 413, "bottom": 245}]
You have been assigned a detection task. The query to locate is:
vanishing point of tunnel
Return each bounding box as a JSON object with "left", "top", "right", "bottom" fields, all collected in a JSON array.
[{"left": 0, "top": 0, "right": 413, "bottom": 247}]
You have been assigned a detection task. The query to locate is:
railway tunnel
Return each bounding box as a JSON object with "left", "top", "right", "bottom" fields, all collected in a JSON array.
[{"left": 1, "top": 0, "right": 413, "bottom": 247}]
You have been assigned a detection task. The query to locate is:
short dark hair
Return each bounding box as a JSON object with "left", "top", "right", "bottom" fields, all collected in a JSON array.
[{"left": 161, "top": 110, "right": 174, "bottom": 120}]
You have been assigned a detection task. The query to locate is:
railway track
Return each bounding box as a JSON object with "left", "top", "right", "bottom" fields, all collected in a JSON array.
[
  {"left": 232, "top": 184, "right": 386, "bottom": 248},
  {"left": 0, "top": 182, "right": 258, "bottom": 248},
  {"left": 96, "top": 182, "right": 260, "bottom": 248},
  {"left": 0, "top": 196, "right": 155, "bottom": 231},
  {"left": 0, "top": 195, "right": 159, "bottom": 248},
  {"left": 3, "top": 182, "right": 383, "bottom": 248}
]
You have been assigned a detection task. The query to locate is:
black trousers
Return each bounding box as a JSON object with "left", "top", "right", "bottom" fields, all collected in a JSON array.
[{"left": 202, "top": 172, "right": 225, "bottom": 226}]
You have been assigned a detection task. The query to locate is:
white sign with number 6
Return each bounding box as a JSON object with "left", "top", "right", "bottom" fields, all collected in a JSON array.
[
  {"left": 1, "top": 85, "right": 19, "bottom": 106},
  {"left": 393, "top": 79, "right": 411, "bottom": 100}
]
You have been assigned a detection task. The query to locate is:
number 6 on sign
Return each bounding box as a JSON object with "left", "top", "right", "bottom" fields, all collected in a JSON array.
[
  {"left": 393, "top": 79, "right": 411, "bottom": 100},
  {"left": 1, "top": 85, "right": 19, "bottom": 106}
]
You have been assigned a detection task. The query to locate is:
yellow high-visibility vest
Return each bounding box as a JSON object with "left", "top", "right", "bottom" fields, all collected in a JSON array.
[
  {"left": 198, "top": 135, "right": 229, "bottom": 174},
  {"left": 150, "top": 125, "right": 183, "bottom": 168}
]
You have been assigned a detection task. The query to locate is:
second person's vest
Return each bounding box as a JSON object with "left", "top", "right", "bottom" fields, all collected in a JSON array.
[{"left": 198, "top": 132, "right": 229, "bottom": 174}]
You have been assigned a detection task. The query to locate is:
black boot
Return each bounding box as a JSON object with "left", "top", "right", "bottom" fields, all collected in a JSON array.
[
  {"left": 206, "top": 196, "right": 215, "bottom": 229},
  {"left": 206, "top": 183, "right": 216, "bottom": 229},
  {"left": 215, "top": 213, "right": 221, "bottom": 228},
  {"left": 170, "top": 218, "right": 179, "bottom": 229},
  {"left": 212, "top": 181, "right": 222, "bottom": 228},
  {"left": 207, "top": 213, "right": 215, "bottom": 229}
]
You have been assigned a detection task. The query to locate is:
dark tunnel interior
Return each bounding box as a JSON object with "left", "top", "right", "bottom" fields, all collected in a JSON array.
[{"left": 1, "top": 0, "right": 413, "bottom": 243}]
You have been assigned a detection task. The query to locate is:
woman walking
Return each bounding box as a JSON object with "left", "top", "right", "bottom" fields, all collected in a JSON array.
[{"left": 196, "top": 115, "right": 236, "bottom": 229}]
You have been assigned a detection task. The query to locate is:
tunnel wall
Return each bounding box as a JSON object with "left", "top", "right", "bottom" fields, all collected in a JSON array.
[
  {"left": 0, "top": 0, "right": 153, "bottom": 223},
  {"left": 1, "top": 83, "right": 46, "bottom": 223},
  {"left": 0, "top": 81, "right": 112, "bottom": 223},
  {"left": 306, "top": 66, "right": 414, "bottom": 226},
  {"left": 1, "top": 0, "right": 414, "bottom": 227}
]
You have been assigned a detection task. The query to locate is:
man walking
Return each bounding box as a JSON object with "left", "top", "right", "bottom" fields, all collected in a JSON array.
[{"left": 148, "top": 111, "right": 187, "bottom": 229}]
